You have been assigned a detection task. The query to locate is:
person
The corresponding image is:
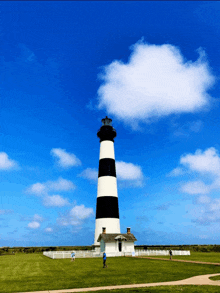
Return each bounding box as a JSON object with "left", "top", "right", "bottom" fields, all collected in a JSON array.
[
  {"left": 103, "top": 252, "right": 107, "bottom": 268},
  {"left": 71, "top": 251, "right": 75, "bottom": 262},
  {"left": 169, "top": 249, "right": 172, "bottom": 260}
]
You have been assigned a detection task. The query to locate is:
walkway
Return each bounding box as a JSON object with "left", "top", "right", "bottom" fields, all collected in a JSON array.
[
  {"left": 20, "top": 273, "right": 220, "bottom": 293},
  {"left": 137, "top": 256, "right": 220, "bottom": 265}
]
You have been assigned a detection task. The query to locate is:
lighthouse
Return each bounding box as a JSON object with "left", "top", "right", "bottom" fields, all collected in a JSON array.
[{"left": 94, "top": 116, "right": 120, "bottom": 247}]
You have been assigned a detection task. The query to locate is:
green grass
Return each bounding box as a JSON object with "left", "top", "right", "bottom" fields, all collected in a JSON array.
[
  {"left": 147, "top": 252, "right": 220, "bottom": 263},
  {"left": 84, "top": 286, "right": 220, "bottom": 293},
  {"left": 210, "top": 275, "right": 220, "bottom": 281},
  {"left": 0, "top": 253, "right": 220, "bottom": 293}
]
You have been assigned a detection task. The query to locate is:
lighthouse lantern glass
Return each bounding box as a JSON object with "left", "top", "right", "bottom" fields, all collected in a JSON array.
[{"left": 102, "top": 116, "right": 112, "bottom": 126}]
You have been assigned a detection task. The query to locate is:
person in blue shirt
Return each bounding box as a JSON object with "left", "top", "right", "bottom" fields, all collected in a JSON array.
[
  {"left": 103, "top": 252, "right": 107, "bottom": 268},
  {"left": 71, "top": 251, "right": 75, "bottom": 262}
]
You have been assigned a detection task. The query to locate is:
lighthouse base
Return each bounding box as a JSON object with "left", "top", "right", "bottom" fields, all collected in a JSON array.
[{"left": 94, "top": 218, "right": 120, "bottom": 246}]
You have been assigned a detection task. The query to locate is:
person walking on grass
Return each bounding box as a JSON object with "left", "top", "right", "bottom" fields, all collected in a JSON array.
[
  {"left": 103, "top": 252, "right": 107, "bottom": 268},
  {"left": 71, "top": 251, "right": 75, "bottom": 262},
  {"left": 169, "top": 249, "right": 172, "bottom": 260}
]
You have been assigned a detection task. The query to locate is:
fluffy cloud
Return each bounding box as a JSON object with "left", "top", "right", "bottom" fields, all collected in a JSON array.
[
  {"left": 33, "top": 214, "right": 44, "bottom": 222},
  {"left": 43, "top": 195, "right": 70, "bottom": 207},
  {"left": 47, "top": 177, "right": 76, "bottom": 191},
  {"left": 51, "top": 148, "right": 81, "bottom": 168},
  {"left": 45, "top": 227, "right": 53, "bottom": 232},
  {"left": 26, "top": 177, "right": 75, "bottom": 195},
  {"left": 180, "top": 148, "right": 220, "bottom": 195},
  {"left": 116, "top": 161, "right": 143, "bottom": 180},
  {"left": 0, "top": 152, "right": 18, "bottom": 170},
  {"left": 28, "top": 221, "right": 40, "bottom": 229},
  {"left": 97, "top": 40, "right": 215, "bottom": 128},
  {"left": 78, "top": 168, "right": 98, "bottom": 181},
  {"left": 181, "top": 180, "right": 211, "bottom": 195},
  {"left": 27, "top": 183, "right": 47, "bottom": 195},
  {"left": 180, "top": 148, "right": 220, "bottom": 175},
  {"left": 26, "top": 178, "right": 74, "bottom": 208},
  {"left": 172, "top": 120, "right": 203, "bottom": 137},
  {"left": 170, "top": 147, "right": 220, "bottom": 196},
  {"left": 167, "top": 167, "right": 184, "bottom": 177},
  {"left": 70, "top": 205, "right": 93, "bottom": 220},
  {"left": 27, "top": 214, "right": 43, "bottom": 229},
  {"left": 116, "top": 161, "right": 144, "bottom": 187},
  {"left": 57, "top": 204, "right": 93, "bottom": 226},
  {"left": 192, "top": 195, "right": 220, "bottom": 225}
]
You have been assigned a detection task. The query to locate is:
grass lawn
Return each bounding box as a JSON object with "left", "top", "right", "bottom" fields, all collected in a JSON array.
[
  {"left": 210, "top": 275, "right": 220, "bottom": 281},
  {"left": 0, "top": 253, "right": 220, "bottom": 293},
  {"left": 147, "top": 252, "right": 220, "bottom": 263},
  {"left": 85, "top": 286, "right": 220, "bottom": 293}
]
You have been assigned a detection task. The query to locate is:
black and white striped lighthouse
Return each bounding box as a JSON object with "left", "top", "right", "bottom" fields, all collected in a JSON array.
[{"left": 94, "top": 116, "right": 120, "bottom": 246}]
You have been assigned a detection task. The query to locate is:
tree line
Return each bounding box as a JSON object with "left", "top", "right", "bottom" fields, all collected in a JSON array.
[
  {"left": 1, "top": 244, "right": 220, "bottom": 255},
  {"left": 0, "top": 246, "right": 92, "bottom": 255},
  {"left": 135, "top": 245, "right": 220, "bottom": 252}
]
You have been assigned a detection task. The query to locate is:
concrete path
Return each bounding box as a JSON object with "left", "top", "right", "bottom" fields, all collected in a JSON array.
[
  {"left": 20, "top": 273, "right": 220, "bottom": 293},
  {"left": 138, "top": 256, "right": 220, "bottom": 265}
]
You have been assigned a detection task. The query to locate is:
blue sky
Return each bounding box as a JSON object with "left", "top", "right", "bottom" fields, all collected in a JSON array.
[{"left": 1, "top": 1, "right": 220, "bottom": 247}]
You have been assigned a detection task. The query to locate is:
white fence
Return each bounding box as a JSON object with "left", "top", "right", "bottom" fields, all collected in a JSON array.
[
  {"left": 43, "top": 249, "right": 190, "bottom": 259},
  {"left": 43, "top": 250, "right": 100, "bottom": 259},
  {"left": 135, "top": 250, "right": 190, "bottom": 256}
]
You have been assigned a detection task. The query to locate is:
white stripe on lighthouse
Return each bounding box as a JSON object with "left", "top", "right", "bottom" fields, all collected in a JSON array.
[
  {"left": 97, "top": 176, "right": 118, "bottom": 198},
  {"left": 99, "top": 141, "right": 115, "bottom": 160}
]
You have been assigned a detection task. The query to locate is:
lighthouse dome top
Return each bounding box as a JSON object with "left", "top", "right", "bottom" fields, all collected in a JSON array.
[
  {"left": 101, "top": 116, "right": 112, "bottom": 126},
  {"left": 97, "top": 116, "right": 116, "bottom": 142}
]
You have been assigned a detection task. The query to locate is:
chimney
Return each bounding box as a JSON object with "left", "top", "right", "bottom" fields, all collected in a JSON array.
[
  {"left": 102, "top": 227, "right": 106, "bottom": 234},
  {"left": 127, "top": 227, "right": 131, "bottom": 234}
]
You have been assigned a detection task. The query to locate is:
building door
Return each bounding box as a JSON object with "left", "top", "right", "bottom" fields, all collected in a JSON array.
[{"left": 118, "top": 241, "right": 122, "bottom": 252}]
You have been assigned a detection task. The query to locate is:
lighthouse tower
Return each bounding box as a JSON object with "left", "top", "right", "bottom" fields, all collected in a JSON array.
[{"left": 94, "top": 116, "right": 120, "bottom": 246}]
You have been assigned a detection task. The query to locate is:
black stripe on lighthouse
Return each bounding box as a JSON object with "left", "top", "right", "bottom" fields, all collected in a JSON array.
[
  {"left": 96, "top": 196, "right": 119, "bottom": 219},
  {"left": 98, "top": 158, "right": 116, "bottom": 177}
]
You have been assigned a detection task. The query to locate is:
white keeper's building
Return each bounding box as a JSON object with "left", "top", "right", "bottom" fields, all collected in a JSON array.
[{"left": 97, "top": 227, "right": 137, "bottom": 256}]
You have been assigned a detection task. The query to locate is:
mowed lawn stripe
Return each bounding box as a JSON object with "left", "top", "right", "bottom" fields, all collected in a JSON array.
[
  {"left": 0, "top": 253, "right": 220, "bottom": 293},
  {"left": 147, "top": 252, "right": 220, "bottom": 263}
]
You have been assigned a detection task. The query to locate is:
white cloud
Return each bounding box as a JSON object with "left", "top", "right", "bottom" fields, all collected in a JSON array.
[
  {"left": 0, "top": 152, "right": 18, "bottom": 170},
  {"left": 192, "top": 196, "right": 220, "bottom": 225},
  {"left": 180, "top": 147, "right": 220, "bottom": 175},
  {"left": 28, "top": 221, "right": 40, "bottom": 229},
  {"left": 116, "top": 161, "right": 144, "bottom": 187},
  {"left": 26, "top": 183, "right": 47, "bottom": 195},
  {"left": 169, "top": 147, "right": 220, "bottom": 195},
  {"left": 181, "top": 180, "right": 211, "bottom": 195},
  {"left": 70, "top": 205, "right": 93, "bottom": 220},
  {"left": 79, "top": 168, "right": 98, "bottom": 181},
  {"left": 57, "top": 204, "right": 93, "bottom": 226},
  {"left": 26, "top": 177, "right": 75, "bottom": 196},
  {"left": 167, "top": 167, "right": 184, "bottom": 177},
  {"left": 45, "top": 227, "right": 53, "bottom": 232},
  {"left": 43, "top": 195, "right": 70, "bottom": 207},
  {"left": 172, "top": 120, "right": 203, "bottom": 137},
  {"left": 116, "top": 161, "right": 143, "bottom": 180},
  {"left": 195, "top": 195, "right": 211, "bottom": 204},
  {"left": 33, "top": 214, "right": 44, "bottom": 222},
  {"left": 97, "top": 40, "right": 215, "bottom": 128},
  {"left": 47, "top": 177, "right": 76, "bottom": 191},
  {"left": 51, "top": 148, "right": 81, "bottom": 168}
]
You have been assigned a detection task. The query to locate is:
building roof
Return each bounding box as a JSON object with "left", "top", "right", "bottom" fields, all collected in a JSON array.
[{"left": 97, "top": 233, "right": 137, "bottom": 243}]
